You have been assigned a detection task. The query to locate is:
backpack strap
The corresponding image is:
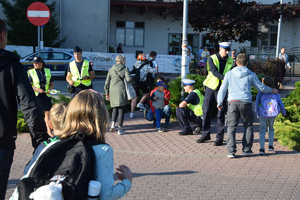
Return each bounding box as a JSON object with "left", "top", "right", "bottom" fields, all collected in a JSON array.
[{"left": 113, "top": 69, "right": 125, "bottom": 82}]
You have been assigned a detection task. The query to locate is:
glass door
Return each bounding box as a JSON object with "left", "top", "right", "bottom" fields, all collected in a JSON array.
[{"left": 168, "top": 34, "right": 181, "bottom": 55}]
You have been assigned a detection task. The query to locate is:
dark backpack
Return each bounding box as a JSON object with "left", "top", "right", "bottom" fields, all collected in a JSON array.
[
  {"left": 130, "top": 62, "right": 147, "bottom": 87},
  {"left": 17, "top": 132, "right": 104, "bottom": 200}
]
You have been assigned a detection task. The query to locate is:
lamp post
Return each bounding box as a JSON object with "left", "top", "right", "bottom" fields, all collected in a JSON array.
[
  {"left": 275, "top": 0, "right": 283, "bottom": 57},
  {"left": 181, "top": 0, "right": 188, "bottom": 100}
]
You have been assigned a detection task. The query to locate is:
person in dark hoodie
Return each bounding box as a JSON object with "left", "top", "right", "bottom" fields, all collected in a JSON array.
[
  {"left": 0, "top": 19, "right": 48, "bottom": 199},
  {"left": 217, "top": 54, "right": 278, "bottom": 158}
]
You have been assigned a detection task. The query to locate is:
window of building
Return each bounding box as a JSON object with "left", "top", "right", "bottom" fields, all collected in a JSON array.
[
  {"left": 251, "top": 25, "right": 278, "bottom": 47},
  {"left": 116, "top": 21, "right": 144, "bottom": 47}
]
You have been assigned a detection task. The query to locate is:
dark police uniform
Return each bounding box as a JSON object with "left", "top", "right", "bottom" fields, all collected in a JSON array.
[
  {"left": 198, "top": 42, "right": 233, "bottom": 145},
  {"left": 176, "top": 79, "right": 203, "bottom": 136}
]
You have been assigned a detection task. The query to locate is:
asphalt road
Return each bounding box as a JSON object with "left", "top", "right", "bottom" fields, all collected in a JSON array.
[{"left": 51, "top": 77, "right": 106, "bottom": 97}]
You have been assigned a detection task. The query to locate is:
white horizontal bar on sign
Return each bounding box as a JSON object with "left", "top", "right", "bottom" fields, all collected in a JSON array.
[{"left": 27, "top": 11, "right": 50, "bottom": 18}]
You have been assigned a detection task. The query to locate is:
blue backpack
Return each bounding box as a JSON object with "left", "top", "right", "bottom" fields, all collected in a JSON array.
[{"left": 259, "top": 93, "right": 280, "bottom": 118}]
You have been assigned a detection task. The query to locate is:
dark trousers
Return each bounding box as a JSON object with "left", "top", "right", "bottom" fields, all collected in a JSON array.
[
  {"left": 176, "top": 107, "right": 202, "bottom": 132},
  {"left": 0, "top": 149, "right": 14, "bottom": 200},
  {"left": 226, "top": 101, "right": 254, "bottom": 154},
  {"left": 71, "top": 84, "right": 93, "bottom": 98},
  {"left": 112, "top": 106, "right": 125, "bottom": 127},
  {"left": 201, "top": 87, "right": 227, "bottom": 141}
]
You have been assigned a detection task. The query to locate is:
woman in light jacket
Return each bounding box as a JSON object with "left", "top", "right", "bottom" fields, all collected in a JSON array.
[{"left": 104, "top": 55, "right": 132, "bottom": 135}]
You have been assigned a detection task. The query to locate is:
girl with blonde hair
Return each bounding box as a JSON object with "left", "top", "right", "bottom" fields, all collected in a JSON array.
[{"left": 60, "top": 89, "right": 132, "bottom": 199}]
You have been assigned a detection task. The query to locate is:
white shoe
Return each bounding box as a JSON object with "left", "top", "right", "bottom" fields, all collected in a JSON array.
[
  {"left": 130, "top": 113, "right": 135, "bottom": 118},
  {"left": 227, "top": 154, "right": 235, "bottom": 158},
  {"left": 118, "top": 128, "right": 125, "bottom": 135},
  {"left": 136, "top": 103, "right": 147, "bottom": 110},
  {"left": 110, "top": 122, "right": 116, "bottom": 132}
]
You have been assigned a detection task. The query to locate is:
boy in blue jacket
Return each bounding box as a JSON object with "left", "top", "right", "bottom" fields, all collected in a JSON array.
[
  {"left": 217, "top": 54, "right": 278, "bottom": 158},
  {"left": 255, "top": 77, "right": 286, "bottom": 155}
]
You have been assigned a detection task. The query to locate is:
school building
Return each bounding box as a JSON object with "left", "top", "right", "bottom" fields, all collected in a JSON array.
[{"left": 1, "top": 0, "right": 300, "bottom": 55}]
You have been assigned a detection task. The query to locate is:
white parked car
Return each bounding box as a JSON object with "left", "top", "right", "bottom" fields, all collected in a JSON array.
[{"left": 20, "top": 49, "right": 93, "bottom": 77}]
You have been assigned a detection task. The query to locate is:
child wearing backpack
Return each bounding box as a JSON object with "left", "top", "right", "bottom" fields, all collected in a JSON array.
[
  {"left": 255, "top": 77, "right": 286, "bottom": 155},
  {"left": 23, "top": 102, "right": 68, "bottom": 175},
  {"left": 11, "top": 90, "right": 132, "bottom": 200}
]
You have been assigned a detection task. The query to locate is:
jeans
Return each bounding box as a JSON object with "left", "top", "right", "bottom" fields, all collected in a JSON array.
[
  {"left": 259, "top": 117, "right": 276, "bottom": 150},
  {"left": 155, "top": 109, "right": 163, "bottom": 129},
  {"left": 146, "top": 105, "right": 172, "bottom": 126},
  {"left": 226, "top": 101, "right": 254, "bottom": 154},
  {"left": 0, "top": 149, "right": 14, "bottom": 200}
]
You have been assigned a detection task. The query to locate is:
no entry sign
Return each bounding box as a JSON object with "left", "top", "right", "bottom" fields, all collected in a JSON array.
[{"left": 27, "top": 2, "right": 50, "bottom": 26}]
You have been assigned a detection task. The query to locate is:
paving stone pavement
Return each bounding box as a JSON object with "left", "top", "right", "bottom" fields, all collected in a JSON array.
[{"left": 5, "top": 78, "right": 300, "bottom": 200}]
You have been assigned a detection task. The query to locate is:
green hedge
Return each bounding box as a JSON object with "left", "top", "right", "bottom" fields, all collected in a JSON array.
[{"left": 274, "top": 81, "right": 300, "bottom": 150}]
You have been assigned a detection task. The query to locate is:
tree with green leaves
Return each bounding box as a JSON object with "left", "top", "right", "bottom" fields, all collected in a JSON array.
[
  {"left": 0, "top": 0, "right": 65, "bottom": 47},
  {"left": 164, "top": 0, "right": 294, "bottom": 43}
]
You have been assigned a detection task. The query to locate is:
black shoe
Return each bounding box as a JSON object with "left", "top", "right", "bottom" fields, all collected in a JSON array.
[
  {"left": 178, "top": 130, "right": 193, "bottom": 136},
  {"left": 259, "top": 149, "right": 265, "bottom": 155},
  {"left": 196, "top": 137, "right": 211, "bottom": 143},
  {"left": 213, "top": 140, "right": 223, "bottom": 146},
  {"left": 268, "top": 146, "right": 274, "bottom": 151},
  {"left": 194, "top": 126, "right": 201, "bottom": 134},
  {"left": 242, "top": 150, "right": 253, "bottom": 155}
]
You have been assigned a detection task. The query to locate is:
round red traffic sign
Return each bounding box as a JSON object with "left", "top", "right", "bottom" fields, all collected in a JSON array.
[{"left": 26, "top": 2, "right": 50, "bottom": 26}]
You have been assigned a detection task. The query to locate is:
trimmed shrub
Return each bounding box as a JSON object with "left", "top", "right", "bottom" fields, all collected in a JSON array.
[
  {"left": 274, "top": 81, "right": 300, "bottom": 150},
  {"left": 250, "top": 58, "right": 286, "bottom": 89}
]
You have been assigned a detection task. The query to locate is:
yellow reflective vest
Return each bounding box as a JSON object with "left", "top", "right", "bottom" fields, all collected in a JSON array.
[
  {"left": 187, "top": 89, "right": 204, "bottom": 117},
  {"left": 69, "top": 60, "right": 91, "bottom": 87},
  {"left": 28, "top": 68, "right": 51, "bottom": 97},
  {"left": 203, "top": 54, "right": 233, "bottom": 90}
]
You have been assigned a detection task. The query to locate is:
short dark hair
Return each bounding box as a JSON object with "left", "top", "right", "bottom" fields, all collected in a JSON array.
[
  {"left": 262, "top": 76, "right": 274, "bottom": 88},
  {"left": 236, "top": 53, "right": 248, "bottom": 66},
  {"left": 149, "top": 51, "right": 157, "bottom": 57},
  {"left": 0, "top": 18, "right": 7, "bottom": 35}
]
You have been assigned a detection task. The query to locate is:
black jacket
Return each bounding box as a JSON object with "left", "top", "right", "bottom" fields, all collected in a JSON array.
[{"left": 0, "top": 49, "right": 48, "bottom": 150}]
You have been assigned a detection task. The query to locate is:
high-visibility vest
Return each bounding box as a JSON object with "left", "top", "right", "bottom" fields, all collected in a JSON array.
[
  {"left": 69, "top": 60, "right": 91, "bottom": 87},
  {"left": 203, "top": 54, "right": 233, "bottom": 90},
  {"left": 187, "top": 89, "right": 204, "bottom": 117},
  {"left": 28, "top": 68, "right": 52, "bottom": 97}
]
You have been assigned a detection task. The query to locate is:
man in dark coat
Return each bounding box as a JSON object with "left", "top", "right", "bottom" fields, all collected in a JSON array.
[{"left": 0, "top": 19, "right": 48, "bottom": 200}]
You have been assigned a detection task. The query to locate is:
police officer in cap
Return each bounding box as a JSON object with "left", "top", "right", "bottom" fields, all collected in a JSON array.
[
  {"left": 66, "top": 46, "right": 95, "bottom": 97},
  {"left": 176, "top": 79, "right": 204, "bottom": 135},
  {"left": 197, "top": 42, "right": 233, "bottom": 145}
]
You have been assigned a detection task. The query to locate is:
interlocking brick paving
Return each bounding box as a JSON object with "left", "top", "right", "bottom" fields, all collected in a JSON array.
[{"left": 5, "top": 78, "right": 300, "bottom": 200}]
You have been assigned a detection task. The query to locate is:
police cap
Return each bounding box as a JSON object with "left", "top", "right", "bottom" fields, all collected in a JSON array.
[
  {"left": 32, "top": 56, "right": 43, "bottom": 63},
  {"left": 73, "top": 46, "right": 82, "bottom": 53},
  {"left": 182, "top": 79, "right": 195, "bottom": 86},
  {"left": 219, "top": 42, "right": 231, "bottom": 51}
]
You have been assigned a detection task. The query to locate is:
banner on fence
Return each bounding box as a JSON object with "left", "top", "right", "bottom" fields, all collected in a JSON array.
[{"left": 82, "top": 52, "right": 182, "bottom": 73}]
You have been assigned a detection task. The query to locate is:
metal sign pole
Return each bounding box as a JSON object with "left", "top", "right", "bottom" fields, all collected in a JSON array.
[{"left": 38, "top": 26, "right": 40, "bottom": 57}]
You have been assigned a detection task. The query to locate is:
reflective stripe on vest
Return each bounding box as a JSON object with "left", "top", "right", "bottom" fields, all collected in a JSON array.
[
  {"left": 187, "top": 89, "right": 204, "bottom": 117},
  {"left": 28, "top": 68, "right": 51, "bottom": 97},
  {"left": 203, "top": 54, "right": 233, "bottom": 90},
  {"left": 69, "top": 60, "right": 91, "bottom": 87}
]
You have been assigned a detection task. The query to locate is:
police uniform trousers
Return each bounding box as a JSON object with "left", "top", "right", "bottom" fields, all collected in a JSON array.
[
  {"left": 201, "top": 86, "right": 227, "bottom": 141},
  {"left": 176, "top": 107, "right": 202, "bottom": 132}
]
